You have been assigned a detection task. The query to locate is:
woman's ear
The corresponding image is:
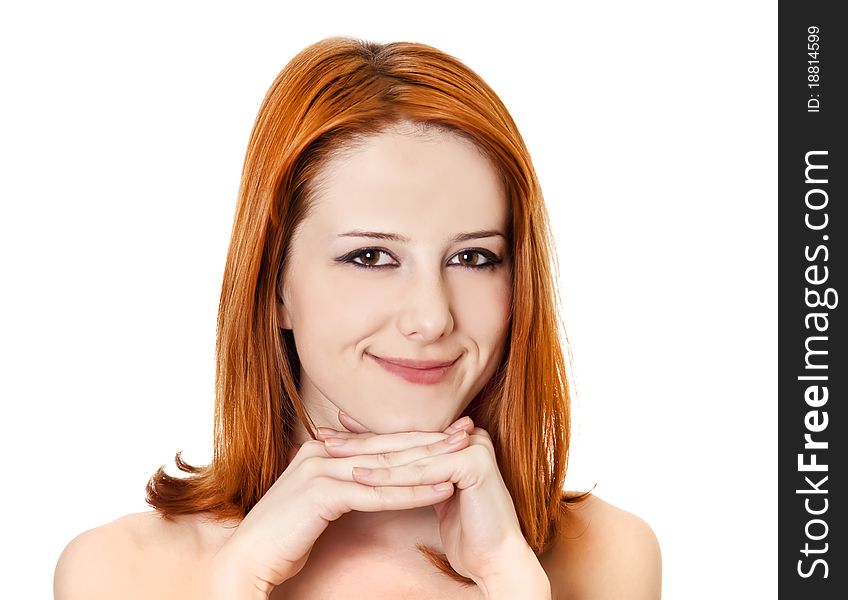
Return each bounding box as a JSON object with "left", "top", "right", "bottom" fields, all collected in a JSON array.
[
  {"left": 276, "top": 279, "right": 293, "bottom": 330},
  {"left": 276, "top": 299, "right": 293, "bottom": 330}
]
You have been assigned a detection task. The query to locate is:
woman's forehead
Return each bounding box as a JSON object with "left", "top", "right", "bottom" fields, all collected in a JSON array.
[{"left": 306, "top": 130, "right": 508, "bottom": 233}]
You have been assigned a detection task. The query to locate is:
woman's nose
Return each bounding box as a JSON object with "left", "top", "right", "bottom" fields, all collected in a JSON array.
[{"left": 396, "top": 271, "right": 455, "bottom": 341}]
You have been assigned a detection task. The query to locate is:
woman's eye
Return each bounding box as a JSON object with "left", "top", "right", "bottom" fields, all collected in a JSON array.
[
  {"left": 341, "top": 248, "right": 502, "bottom": 270},
  {"left": 350, "top": 248, "right": 394, "bottom": 268},
  {"left": 449, "top": 249, "right": 501, "bottom": 270}
]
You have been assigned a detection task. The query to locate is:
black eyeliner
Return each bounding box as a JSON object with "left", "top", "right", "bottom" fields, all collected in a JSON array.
[{"left": 335, "top": 247, "right": 502, "bottom": 270}]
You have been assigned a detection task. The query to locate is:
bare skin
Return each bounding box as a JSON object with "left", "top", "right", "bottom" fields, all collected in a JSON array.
[
  {"left": 54, "top": 124, "right": 662, "bottom": 597},
  {"left": 54, "top": 492, "right": 660, "bottom": 599}
]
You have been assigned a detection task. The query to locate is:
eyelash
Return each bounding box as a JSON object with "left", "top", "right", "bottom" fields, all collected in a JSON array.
[{"left": 337, "top": 247, "right": 503, "bottom": 271}]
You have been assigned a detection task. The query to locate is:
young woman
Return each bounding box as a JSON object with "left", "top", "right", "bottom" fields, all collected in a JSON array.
[{"left": 54, "top": 37, "right": 661, "bottom": 599}]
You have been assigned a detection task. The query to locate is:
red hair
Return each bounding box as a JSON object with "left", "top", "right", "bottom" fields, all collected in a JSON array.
[{"left": 145, "top": 36, "right": 592, "bottom": 586}]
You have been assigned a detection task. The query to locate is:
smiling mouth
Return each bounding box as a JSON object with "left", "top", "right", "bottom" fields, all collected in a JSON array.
[
  {"left": 369, "top": 354, "right": 458, "bottom": 369},
  {"left": 366, "top": 353, "right": 458, "bottom": 385}
]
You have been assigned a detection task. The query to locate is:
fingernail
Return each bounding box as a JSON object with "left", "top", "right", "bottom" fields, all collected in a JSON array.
[
  {"left": 352, "top": 467, "right": 373, "bottom": 478},
  {"left": 324, "top": 437, "right": 346, "bottom": 447},
  {"left": 339, "top": 411, "right": 359, "bottom": 426},
  {"left": 317, "top": 427, "right": 341, "bottom": 437},
  {"left": 446, "top": 429, "right": 467, "bottom": 445},
  {"left": 446, "top": 416, "right": 472, "bottom": 432}
]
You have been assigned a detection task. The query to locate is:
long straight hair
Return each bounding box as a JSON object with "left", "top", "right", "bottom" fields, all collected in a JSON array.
[{"left": 145, "top": 36, "right": 592, "bottom": 585}]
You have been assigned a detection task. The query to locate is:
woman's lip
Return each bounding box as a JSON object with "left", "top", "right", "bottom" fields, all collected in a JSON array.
[
  {"left": 369, "top": 354, "right": 458, "bottom": 369},
  {"left": 367, "top": 353, "right": 457, "bottom": 384}
]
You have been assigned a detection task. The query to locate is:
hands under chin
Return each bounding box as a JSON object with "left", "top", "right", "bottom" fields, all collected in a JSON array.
[{"left": 316, "top": 410, "right": 551, "bottom": 599}]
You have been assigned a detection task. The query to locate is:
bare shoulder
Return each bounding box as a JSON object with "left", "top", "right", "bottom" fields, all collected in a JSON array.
[
  {"left": 541, "top": 493, "right": 662, "bottom": 600},
  {"left": 54, "top": 510, "right": 206, "bottom": 600}
]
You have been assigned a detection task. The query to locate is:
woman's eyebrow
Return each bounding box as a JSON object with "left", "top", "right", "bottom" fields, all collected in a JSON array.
[{"left": 336, "top": 229, "right": 505, "bottom": 243}]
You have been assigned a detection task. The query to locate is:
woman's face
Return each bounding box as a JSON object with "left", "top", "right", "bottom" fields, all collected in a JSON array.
[{"left": 278, "top": 124, "right": 512, "bottom": 437}]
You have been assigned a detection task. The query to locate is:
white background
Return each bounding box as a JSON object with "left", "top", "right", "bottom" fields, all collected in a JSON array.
[{"left": 0, "top": 1, "right": 775, "bottom": 598}]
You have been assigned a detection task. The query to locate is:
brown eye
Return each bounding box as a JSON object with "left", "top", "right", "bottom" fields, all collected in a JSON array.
[
  {"left": 345, "top": 248, "right": 396, "bottom": 269},
  {"left": 450, "top": 249, "right": 501, "bottom": 270},
  {"left": 357, "top": 249, "right": 382, "bottom": 267},
  {"left": 457, "top": 251, "right": 484, "bottom": 267},
  {"left": 338, "top": 247, "right": 501, "bottom": 271}
]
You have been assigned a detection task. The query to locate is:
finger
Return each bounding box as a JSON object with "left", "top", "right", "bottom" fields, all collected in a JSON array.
[
  {"left": 444, "top": 416, "right": 474, "bottom": 434},
  {"left": 344, "top": 430, "right": 471, "bottom": 472},
  {"left": 353, "top": 464, "right": 447, "bottom": 488},
  {"left": 286, "top": 439, "right": 329, "bottom": 467},
  {"left": 323, "top": 479, "right": 455, "bottom": 515},
  {"left": 307, "top": 430, "right": 472, "bottom": 482},
  {"left": 351, "top": 438, "right": 493, "bottom": 490},
  {"left": 338, "top": 410, "right": 370, "bottom": 433},
  {"left": 289, "top": 439, "right": 331, "bottom": 463},
  {"left": 351, "top": 450, "right": 467, "bottom": 488},
  {"left": 315, "top": 427, "right": 374, "bottom": 441},
  {"left": 317, "top": 416, "right": 473, "bottom": 441},
  {"left": 469, "top": 426, "right": 491, "bottom": 442},
  {"left": 322, "top": 430, "right": 459, "bottom": 458}
]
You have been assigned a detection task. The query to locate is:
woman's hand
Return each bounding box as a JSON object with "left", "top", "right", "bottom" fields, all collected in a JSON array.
[
  {"left": 323, "top": 414, "right": 547, "bottom": 595},
  {"left": 209, "top": 412, "right": 473, "bottom": 595}
]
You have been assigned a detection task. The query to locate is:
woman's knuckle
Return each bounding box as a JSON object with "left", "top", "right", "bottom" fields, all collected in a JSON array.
[
  {"left": 376, "top": 451, "right": 394, "bottom": 468},
  {"left": 302, "top": 439, "right": 326, "bottom": 454},
  {"left": 467, "top": 443, "right": 491, "bottom": 462},
  {"left": 299, "top": 455, "right": 323, "bottom": 477},
  {"left": 413, "top": 462, "right": 428, "bottom": 482},
  {"left": 369, "top": 484, "right": 389, "bottom": 506},
  {"left": 472, "top": 427, "right": 491, "bottom": 440}
]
